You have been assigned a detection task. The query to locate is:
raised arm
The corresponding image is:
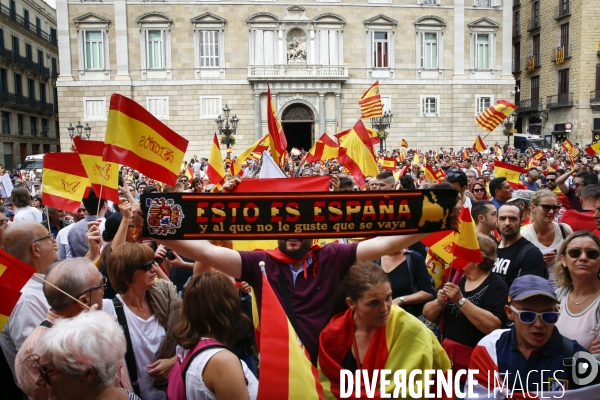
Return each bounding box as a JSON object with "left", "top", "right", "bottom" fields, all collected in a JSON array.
[
  {"left": 556, "top": 166, "right": 575, "bottom": 195},
  {"left": 356, "top": 234, "right": 428, "bottom": 262}
]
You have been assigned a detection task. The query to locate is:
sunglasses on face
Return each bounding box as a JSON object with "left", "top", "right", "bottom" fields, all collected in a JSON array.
[
  {"left": 473, "top": 188, "right": 485, "bottom": 192},
  {"left": 509, "top": 305, "right": 560, "bottom": 324},
  {"left": 537, "top": 204, "right": 561, "bottom": 213},
  {"left": 546, "top": 178, "right": 556, "bottom": 182},
  {"left": 566, "top": 248, "right": 600, "bottom": 260},
  {"left": 37, "top": 360, "right": 61, "bottom": 385},
  {"left": 136, "top": 260, "right": 155, "bottom": 272}
]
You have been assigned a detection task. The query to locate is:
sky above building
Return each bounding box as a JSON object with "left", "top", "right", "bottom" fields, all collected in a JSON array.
[{"left": 44, "top": 0, "right": 55, "bottom": 9}]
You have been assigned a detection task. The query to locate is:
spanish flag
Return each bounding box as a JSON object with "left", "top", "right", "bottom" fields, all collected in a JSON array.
[
  {"left": 231, "top": 134, "right": 270, "bottom": 176},
  {"left": 206, "top": 133, "right": 226, "bottom": 187},
  {"left": 251, "top": 270, "right": 324, "bottom": 400},
  {"left": 493, "top": 160, "right": 523, "bottom": 188},
  {"left": 267, "top": 84, "right": 288, "bottom": 167},
  {"left": 73, "top": 137, "right": 120, "bottom": 203},
  {"left": 562, "top": 138, "right": 580, "bottom": 158},
  {"left": 103, "top": 94, "right": 189, "bottom": 185},
  {"left": 463, "top": 147, "right": 469, "bottom": 160},
  {"left": 42, "top": 153, "right": 91, "bottom": 213},
  {"left": 306, "top": 134, "right": 339, "bottom": 163},
  {"left": 585, "top": 142, "right": 600, "bottom": 157},
  {"left": 424, "top": 164, "right": 445, "bottom": 183},
  {"left": 184, "top": 164, "right": 194, "bottom": 180},
  {"left": 401, "top": 139, "right": 408, "bottom": 148},
  {"left": 533, "top": 150, "right": 544, "bottom": 160},
  {"left": 0, "top": 250, "right": 36, "bottom": 330},
  {"left": 380, "top": 157, "right": 397, "bottom": 171},
  {"left": 358, "top": 81, "right": 383, "bottom": 119},
  {"left": 472, "top": 135, "right": 488, "bottom": 152},
  {"left": 337, "top": 120, "right": 380, "bottom": 188},
  {"left": 475, "top": 100, "right": 518, "bottom": 133}
]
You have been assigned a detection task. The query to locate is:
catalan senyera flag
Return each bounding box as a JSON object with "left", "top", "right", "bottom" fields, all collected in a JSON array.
[
  {"left": 73, "top": 137, "right": 119, "bottom": 203},
  {"left": 251, "top": 270, "right": 323, "bottom": 400},
  {"left": 493, "top": 160, "right": 523, "bottom": 188},
  {"left": 556, "top": 46, "right": 565, "bottom": 64},
  {"left": 528, "top": 55, "right": 535, "bottom": 71},
  {"left": 42, "top": 153, "right": 91, "bottom": 213},
  {"left": 306, "top": 134, "right": 339, "bottom": 163},
  {"left": 336, "top": 120, "right": 380, "bottom": 189},
  {"left": 267, "top": 84, "right": 288, "bottom": 167},
  {"left": 206, "top": 133, "right": 226, "bottom": 187},
  {"left": 0, "top": 250, "right": 36, "bottom": 330},
  {"left": 585, "top": 142, "right": 600, "bottom": 157},
  {"left": 401, "top": 139, "right": 408, "bottom": 148},
  {"left": 397, "top": 149, "right": 406, "bottom": 163},
  {"left": 424, "top": 164, "right": 445, "bottom": 183},
  {"left": 475, "top": 100, "right": 518, "bottom": 133},
  {"left": 562, "top": 138, "right": 580, "bottom": 158},
  {"left": 358, "top": 81, "right": 383, "bottom": 119},
  {"left": 472, "top": 135, "right": 488, "bottom": 152},
  {"left": 103, "top": 94, "right": 188, "bottom": 185},
  {"left": 380, "top": 157, "right": 397, "bottom": 171}
]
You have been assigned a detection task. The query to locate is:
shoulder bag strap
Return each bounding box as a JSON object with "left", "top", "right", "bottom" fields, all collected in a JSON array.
[
  {"left": 181, "top": 342, "right": 249, "bottom": 389},
  {"left": 112, "top": 297, "right": 140, "bottom": 398},
  {"left": 404, "top": 250, "right": 418, "bottom": 293},
  {"left": 278, "top": 272, "right": 301, "bottom": 336},
  {"left": 558, "top": 223, "right": 566, "bottom": 240},
  {"left": 39, "top": 320, "right": 53, "bottom": 328}
]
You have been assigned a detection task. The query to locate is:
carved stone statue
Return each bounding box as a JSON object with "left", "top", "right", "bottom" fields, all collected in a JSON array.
[{"left": 287, "top": 29, "right": 307, "bottom": 62}]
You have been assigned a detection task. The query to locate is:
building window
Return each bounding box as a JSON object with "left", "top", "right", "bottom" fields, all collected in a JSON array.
[
  {"left": 41, "top": 118, "right": 48, "bottom": 137},
  {"left": 1, "top": 112, "right": 9, "bottom": 134},
  {"left": 30, "top": 116, "right": 36, "bottom": 136},
  {"left": 421, "top": 32, "right": 438, "bottom": 69},
  {"left": 39, "top": 83, "right": 46, "bottom": 103},
  {"left": 83, "top": 97, "right": 107, "bottom": 121},
  {"left": 27, "top": 78, "right": 35, "bottom": 99},
  {"left": 199, "top": 31, "right": 219, "bottom": 67},
  {"left": 0, "top": 69, "right": 6, "bottom": 91},
  {"left": 560, "top": 23, "right": 569, "bottom": 57},
  {"left": 146, "top": 97, "right": 169, "bottom": 120},
  {"left": 513, "top": 10, "right": 520, "bottom": 36},
  {"left": 373, "top": 32, "right": 389, "bottom": 68},
  {"left": 25, "top": 43, "right": 32, "bottom": 61},
  {"left": 200, "top": 96, "right": 222, "bottom": 119},
  {"left": 530, "top": 75, "right": 540, "bottom": 109},
  {"left": 532, "top": 34, "right": 541, "bottom": 66},
  {"left": 137, "top": 12, "right": 173, "bottom": 78},
  {"left": 37, "top": 50, "right": 44, "bottom": 68},
  {"left": 476, "top": 95, "right": 494, "bottom": 115},
  {"left": 420, "top": 95, "right": 439, "bottom": 117},
  {"left": 85, "top": 31, "right": 104, "bottom": 69},
  {"left": 365, "top": 15, "right": 397, "bottom": 77},
  {"left": 192, "top": 13, "right": 227, "bottom": 79},
  {"left": 558, "top": 69, "right": 569, "bottom": 95},
  {"left": 475, "top": 33, "right": 491, "bottom": 69},
  {"left": 146, "top": 30, "right": 164, "bottom": 69},
  {"left": 531, "top": 1, "right": 540, "bottom": 29},
  {"left": 14, "top": 73, "right": 22, "bottom": 96},
  {"left": 513, "top": 41, "right": 521, "bottom": 72},
  {"left": 474, "top": 0, "right": 491, "bottom": 6},
  {"left": 17, "top": 114, "right": 23, "bottom": 135}
]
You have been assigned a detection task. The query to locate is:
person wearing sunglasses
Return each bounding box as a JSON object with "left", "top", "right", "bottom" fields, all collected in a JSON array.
[
  {"left": 33, "top": 311, "right": 141, "bottom": 400},
  {"left": 522, "top": 189, "right": 573, "bottom": 290},
  {"left": 554, "top": 231, "right": 600, "bottom": 360},
  {"left": 466, "top": 275, "right": 600, "bottom": 398},
  {"left": 471, "top": 182, "right": 489, "bottom": 201}
]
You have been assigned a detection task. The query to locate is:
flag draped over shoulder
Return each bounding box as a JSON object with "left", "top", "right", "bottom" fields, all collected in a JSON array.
[
  {"left": 42, "top": 153, "right": 91, "bottom": 213},
  {"left": 251, "top": 270, "right": 323, "bottom": 400},
  {"left": 0, "top": 250, "right": 35, "bottom": 330},
  {"left": 206, "top": 133, "right": 226, "bottom": 186},
  {"left": 358, "top": 81, "right": 383, "bottom": 119},
  {"left": 306, "top": 134, "right": 339, "bottom": 163},
  {"left": 336, "top": 120, "right": 379, "bottom": 188},
  {"left": 475, "top": 100, "right": 518, "bottom": 133},
  {"left": 73, "top": 137, "right": 120, "bottom": 203},
  {"left": 267, "top": 84, "right": 288, "bottom": 167},
  {"left": 493, "top": 160, "right": 523, "bottom": 188},
  {"left": 472, "top": 135, "right": 488, "bottom": 152},
  {"left": 103, "top": 94, "right": 188, "bottom": 185}
]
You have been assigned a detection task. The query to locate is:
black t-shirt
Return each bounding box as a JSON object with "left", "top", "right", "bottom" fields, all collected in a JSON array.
[
  {"left": 493, "top": 236, "right": 547, "bottom": 289},
  {"left": 385, "top": 252, "right": 436, "bottom": 317},
  {"left": 443, "top": 273, "right": 508, "bottom": 348}
]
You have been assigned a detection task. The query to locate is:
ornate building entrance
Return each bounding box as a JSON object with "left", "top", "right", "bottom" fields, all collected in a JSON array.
[{"left": 281, "top": 103, "right": 314, "bottom": 151}]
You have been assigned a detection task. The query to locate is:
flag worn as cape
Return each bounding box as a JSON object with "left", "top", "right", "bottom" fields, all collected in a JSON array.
[
  {"left": 42, "top": 153, "right": 91, "bottom": 213},
  {"left": 73, "top": 136, "right": 120, "bottom": 203}
]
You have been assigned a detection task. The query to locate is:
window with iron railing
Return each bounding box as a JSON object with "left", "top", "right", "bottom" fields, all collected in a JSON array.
[
  {"left": 532, "top": 34, "right": 541, "bottom": 66},
  {"left": 531, "top": 1, "right": 540, "bottom": 29},
  {"left": 513, "top": 41, "right": 521, "bottom": 72},
  {"left": 560, "top": 23, "right": 569, "bottom": 57}
]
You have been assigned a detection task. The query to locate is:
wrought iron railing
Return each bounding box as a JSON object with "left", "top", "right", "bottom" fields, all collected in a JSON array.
[
  {"left": 517, "top": 98, "right": 541, "bottom": 113},
  {"left": 590, "top": 90, "right": 600, "bottom": 103},
  {"left": 0, "top": 4, "right": 57, "bottom": 47},
  {"left": 547, "top": 93, "right": 573, "bottom": 109}
]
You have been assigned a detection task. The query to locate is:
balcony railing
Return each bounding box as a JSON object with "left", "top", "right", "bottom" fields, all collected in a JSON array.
[
  {"left": 512, "top": 60, "right": 521, "bottom": 73},
  {"left": 0, "top": 91, "right": 55, "bottom": 114},
  {"left": 556, "top": 0, "right": 570, "bottom": 19},
  {"left": 591, "top": 90, "right": 600, "bottom": 103},
  {"left": 513, "top": 23, "right": 521, "bottom": 37},
  {"left": 0, "top": 4, "right": 57, "bottom": 47},
  {"left": 0, "top": 46, "right": 50, "bottom": 77},
  {"left": 517, "top": 98, "right": 542, "bottom": 113},
  {"left": 529, "top": 18, "right": 541, "bottom": 31},
  {"left": 547, "top": 93, "right": 573, "bottom": 109},
  {"left": 248, "top": 64, "right": 348, "bottom": 81}
]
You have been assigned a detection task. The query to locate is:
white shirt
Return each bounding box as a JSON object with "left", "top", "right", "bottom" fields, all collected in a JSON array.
[
  {"left": 56, "top": 223, "right": 75, "bottom": 260},
  {"left": 0, "top": 276, "right": 49, "bottom": 380},
  {"left": 177, "top": 343, "right": 258, "bottom": 400},
  {"left": 103, "top": 296, "right": 166, "bottom": 400},
  {"left": 13, "top": 206, "right": 43, "bottom": 223}
]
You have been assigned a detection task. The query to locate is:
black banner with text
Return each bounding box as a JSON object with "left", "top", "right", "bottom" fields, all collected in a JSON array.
[{"left": 141, "top": 189, "right": 458, "bottom": 240}]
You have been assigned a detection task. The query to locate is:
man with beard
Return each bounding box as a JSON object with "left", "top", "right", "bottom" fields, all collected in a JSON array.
[{"left": 492, "top": 204, "right": 546, "bottom": 290}]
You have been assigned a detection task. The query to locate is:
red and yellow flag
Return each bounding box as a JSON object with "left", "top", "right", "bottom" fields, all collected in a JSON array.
[
  {"left": 306, "top": 134, "right": 339, "bottom": 163},
  {"left": 562, "top": 138, "right": 580, "bottom": 158},
  {"left": 251, "top": 270, "right": 323, "bottom": 400},
  {"left": 206, "top": 133, "right": 226, "bottom": 187},
  {"left": 533, "top": 150, "right": 544, "bottom": 160},
  {"left": 493, "top": 160, "right": 523, "bottom": 188},
  {"left": 397, "top": 149, "right": 406, "bottom": 163},
  {"left": 231, "top": 134, "right": 270, "bottom": 176},
  {"left": 184, "top": 164, "right": 194, "bottom": 180},
  {"left": 0, "top": 249, "right": 36, "bottom": 330},
  {"left": 424, "top": 164, "right": 445, "bottom": 183},
  {"left": 475, "top": 100, "right": 518, "bottom": 132},
  {"left": 463, "top": 147, "right": 469, "bottom": 160},
  {"left": 267, "top": 84, "right": 288, "bottom": 167},
  {"left": 73, "top": 137, "right": 119, "bottom": 203},
  {"left": 42, "top": 153, "right": 91, "bottom": 213},
  {"left": 585, "top": 142, "right": 600, "bottom": 157},
  {"left": 336, "top": 120, "right": 380, "bottom": 188},
  {"left": 472, "top": 135, "right": 488, "bottom": 152},
  {"left": 401, "top": 139, "right": 408, "bottom": 148},
  {"left": 494, "top": 143, "right": 503, "bottom": 155},
  {"left": 103, "top": 94, "right": 189, "bottom": 185},
  {"left": 358, "top": 81, "right": 383, "bottom": 119},
  {"left": 380, "top": 157, "right": 397, "bottom": 171}
]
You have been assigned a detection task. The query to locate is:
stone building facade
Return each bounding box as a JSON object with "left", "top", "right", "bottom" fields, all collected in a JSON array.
[
  {"left": 0, "top": 0, "right": 59, "bottom": 170},
  {"left": 57, "top": 0, "right": 515, "bottom": 157},
  {"left": 512, "top": 0, "right": 600, "bottom": 146}
]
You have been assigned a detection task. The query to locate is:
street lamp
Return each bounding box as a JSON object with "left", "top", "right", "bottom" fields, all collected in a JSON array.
[
  {"left": 67, "top": 121, "right": 92, "bottom": 140},
  {"left": 371, "top": 108, "right": 393, "bottom": 154},
  {"left": 502, "top": 113, "right": 517, "bottom": 147},
  {"left": 215, "top": 104, "right": 239, "bottom": 147}
]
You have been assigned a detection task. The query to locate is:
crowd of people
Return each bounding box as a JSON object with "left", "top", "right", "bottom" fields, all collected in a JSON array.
[{"left": 1, "top": 139, "right": 600, "bottom": 399}]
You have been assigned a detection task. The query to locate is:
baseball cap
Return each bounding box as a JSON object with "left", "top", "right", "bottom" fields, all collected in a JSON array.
[
  {"left": 508, "top": 275, "right": 558, "bottom": 303},
  {"left": 508, "top": 189, "right": 534, "bottom": 204}
]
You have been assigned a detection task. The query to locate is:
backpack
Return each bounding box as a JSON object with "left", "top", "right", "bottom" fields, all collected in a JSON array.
[{"left": 166, "top": 339, "right": 227, "bottom": 400}]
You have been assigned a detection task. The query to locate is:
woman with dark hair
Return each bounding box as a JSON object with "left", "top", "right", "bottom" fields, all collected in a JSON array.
[
  {"left": 318, "top": 262, "right": 450, "bottom": 398},
  {"left": 12, "top": 187, "right": 42, "bottom": 222},
  {"left": 170, "top": 271, "right": 258, "bottom": 399},
  {"left": 554, "top": 231, "right": 600, "bottom": 359},
  {"left": 472, "top": 181, "right": 489, "bottom": 201},
  {"left": 31, "top": 195, "right": 43, "bottom": 213}
]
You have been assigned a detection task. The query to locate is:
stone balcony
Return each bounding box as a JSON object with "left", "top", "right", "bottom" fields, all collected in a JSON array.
[{"left": 247, "top": 64, "right": 348, "bottom": 82}]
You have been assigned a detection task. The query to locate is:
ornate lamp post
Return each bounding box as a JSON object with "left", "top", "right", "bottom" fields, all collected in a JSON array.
[
  {"left": 215, "top": 104, "right": 239, "bottom": 147},
  {"left": 370, "top": 109, "right": 393, "bottom": 154},
  {"left": 67, "top": 121, "right": 92, "bottom": 140}
]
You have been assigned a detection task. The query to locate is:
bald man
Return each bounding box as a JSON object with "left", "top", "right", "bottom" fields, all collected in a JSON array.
[{"left": 0, "top": 221, "right": 58, "bottom": 381}]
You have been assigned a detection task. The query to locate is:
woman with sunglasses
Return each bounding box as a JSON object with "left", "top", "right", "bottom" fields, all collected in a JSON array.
[
  {"left": 554, "top": 232, "right": 600, "bottom": 359},
  {"left": 472, "top": 182, "right": 489, "bottom": 201},
  {"left": 34, "top": 311, "right": 141, "bottom": 400},
  {"left": 521, "top": 189, "right": 573, "bottom": 290},
  {"left": 104, "top": 243, "right": 182, "bottom": 400}
]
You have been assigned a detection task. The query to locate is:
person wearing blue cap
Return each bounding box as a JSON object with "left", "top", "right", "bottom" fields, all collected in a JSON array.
[{"left": 466, "top": 275, "right": 600, "bottom": 398}]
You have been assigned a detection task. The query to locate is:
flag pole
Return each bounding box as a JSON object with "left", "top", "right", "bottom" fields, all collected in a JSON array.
[
  {"left": 32, "top": 273, "right": 91, "bottom": 309},
  {"left": 44, "top": 206, "right": 51, "bottom": 234},
  {"left": 95, "top": 162, "right": 106, "bottom": 217}
]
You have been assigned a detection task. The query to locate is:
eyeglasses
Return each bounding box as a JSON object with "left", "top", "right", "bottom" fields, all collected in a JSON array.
[
  {"left": 136, "top": 260, "right": 155, "bottom": 272},
  {"left": 566, "top": 248, "right": 600, "bottom": 260},
  {"left": 74, "top": 276, "right": 107, "bottom": 299},
  {"left": 509, "top": 305, "right": 560, "bottom": 324},
  {"left": 546, "top": 178, "right": 556, "bottom": 182},
  {"left": 37, "top": 360, "right": 61, "bottom": 385},
  {"left": 473, "top": 188, "right": 485, "bottom": 192},
  {"left": 537, "top": 204, "right": 561, "bottom": 213},
  {"left": 33, "top": 234, "right": 53, "bottom": 244}
]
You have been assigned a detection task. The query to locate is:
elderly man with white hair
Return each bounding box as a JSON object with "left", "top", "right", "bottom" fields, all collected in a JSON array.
[{"left": 34, "top": 311, "right": 140, "bottom": 400}]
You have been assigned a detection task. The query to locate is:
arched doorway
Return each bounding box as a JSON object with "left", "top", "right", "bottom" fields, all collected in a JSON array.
[{"left": 281, "top": 103, "right": 314, "bottom": 152}]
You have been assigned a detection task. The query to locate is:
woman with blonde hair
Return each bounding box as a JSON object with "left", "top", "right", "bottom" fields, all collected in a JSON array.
[
  {"left": 554, "top": 231, "right": 600, "bottom": 360},
  {"left": 521, "top": 189, "right": 573, "bottom": 289}
]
